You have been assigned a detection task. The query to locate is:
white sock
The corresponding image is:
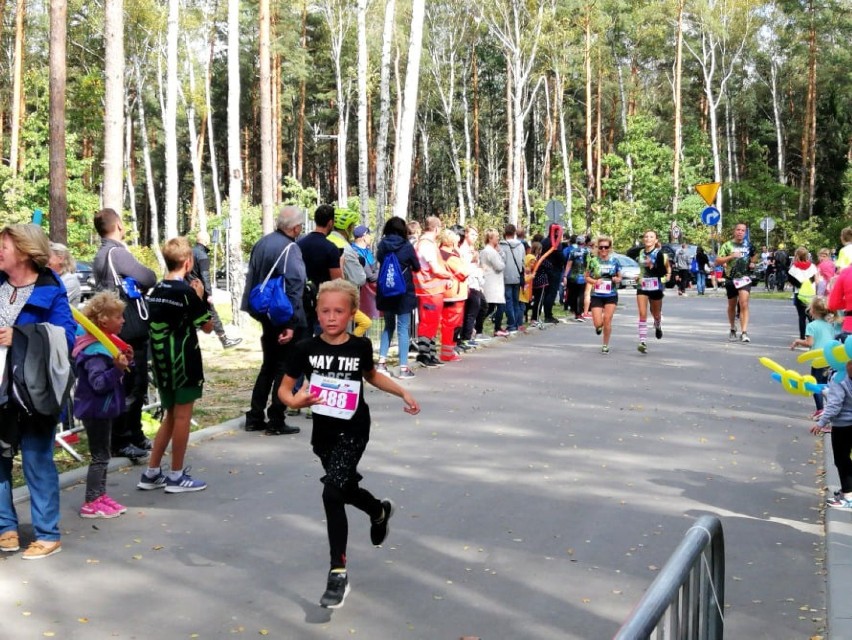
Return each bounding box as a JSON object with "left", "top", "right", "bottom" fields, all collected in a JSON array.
[
  {"left": 145, "top": 467, "right": 161, "bottom": 478},
  {"left": 168, "top": 468, "right": 183, "bottom": 481}
]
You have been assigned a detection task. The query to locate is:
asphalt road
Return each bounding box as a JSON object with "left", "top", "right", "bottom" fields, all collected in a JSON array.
[{"left": 1, "top": 292, "right": 826, "bottom": 639}]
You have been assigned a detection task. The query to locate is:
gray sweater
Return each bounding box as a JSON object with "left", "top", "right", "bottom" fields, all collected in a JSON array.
[{"left": 818, "top": 378, "right": 852, "bottom": 429}]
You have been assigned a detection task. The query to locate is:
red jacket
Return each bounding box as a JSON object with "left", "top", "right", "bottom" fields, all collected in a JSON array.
[{"left": 828, "top": 267, "right": 852, "bottom": 332}]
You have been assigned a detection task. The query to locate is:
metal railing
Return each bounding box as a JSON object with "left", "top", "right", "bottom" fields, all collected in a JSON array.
[{"left": 614, "top": 515, "right": 725, "bottom": 640}]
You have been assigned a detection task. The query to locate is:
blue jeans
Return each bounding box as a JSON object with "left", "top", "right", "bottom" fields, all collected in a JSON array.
[
  {"left": 0, "top": 424, "right": 61, "bottom": 541},
  {"left": 380, "top": 312, "right": 411, "bottom": 367},
  {"left": 696, "top": 271, "right": 707, "bottom": 295},
  {"left": 504, "top": 283, "right": 522, "bottom": 330}
]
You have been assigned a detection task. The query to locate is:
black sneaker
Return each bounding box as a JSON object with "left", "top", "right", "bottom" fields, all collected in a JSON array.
[
  {"left": 655, "top": 324, "right": 663, "bottom": 340},
  {"left": 729, "top": 329, "right": 737, "bottom": 342},
  {"left": 115, "top": 444, "right": 149, "bottom": 463},
  {"left": 370, "top": 499, "right": 395, "bottom": 546},
  {"left": 595, "top": 326, "right": 603, "bottom": 336},
  {"left": 221, "top": 336, "right": 242, "bottom": 349},
  {"left": 416, "top": 355, "right": 439, "bottom": 368},
  {"left": 265, "top": 423, "right": 301, "bottom": 436},
  {"left": 320, "top": 569, "right": 350, "bottom": 609}
]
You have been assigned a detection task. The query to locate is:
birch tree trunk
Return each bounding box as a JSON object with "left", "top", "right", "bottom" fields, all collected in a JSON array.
[
  {"left": 259, "top": 0, "right": 273, "bottom": 232},
  {"left": 478, "top": 0, "right": 546, "bottom": 226},
  {"left": 373, "top": 0, "right": 396, "bottom": 232},
  {"left": 555, "top": 69, "right": 573, "bottom": 234},
  {"left": 135, "top": 63, "right": 165, "bottom": 268},
  {"left": 205, "top": 32, "right": 223, "bottom": 219},
  {"left": 583, "top": 10, "right": 594, "bottom": 232},
  {"left": 799, "top": 0, "right": 817, "bottom": 219},
  {"left": 102, "top": 0, "right": 124, "bottom": 212},
  {"left": 228, "top": 0, "right": 244, "bottom": 323},
  {"left": 124, "top": 99, "right": 138, "bottom": 242},
  {"left": 164, "top": 0, "right": 179, "bottom": 239},
  {"left": 49, "top": 0, "right": 67, "bottom": 242},
  {"left": 391, "top": 0, "right": 426, "bottom": 220},
  {"left": 615, "top": 60, "right": 634, "bottom": 204},
  {"left": 184, "top": 37, "right": 207, "bottom": 234},
  {"left": 297, "top": 0, "right": 308, "bottom": 183},
  {"left": 671, "top": 0, "right": 684, "bottom": 217},
  {"left": 356, "top": 0, "right": 369, "bottom": 221},
  {"left": 9, "top": 0, "right": 24, "bottom": 178}
]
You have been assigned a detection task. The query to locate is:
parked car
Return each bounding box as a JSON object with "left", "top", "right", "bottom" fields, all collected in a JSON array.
[
  {"left": 612, "top": 253, "right": 640, "bottom": 289},
  {"left": 75, "top": 261, "right": 95, "bottom": 302}
]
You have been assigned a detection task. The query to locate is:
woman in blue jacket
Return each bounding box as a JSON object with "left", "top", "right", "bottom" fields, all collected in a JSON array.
[
  {"left": 375, "top": 217, "right": 421, "bottom": 379},
  {"left": 0, "top": 223, "right": 75, "bottom": 560}
]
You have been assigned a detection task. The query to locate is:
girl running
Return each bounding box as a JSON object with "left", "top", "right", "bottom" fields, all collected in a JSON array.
[
  {"left": 585, "top": 235, "right": 621, "bottom": 354},
  {"left": 635, "top": 230, "right": 671, "bottom": 354}
]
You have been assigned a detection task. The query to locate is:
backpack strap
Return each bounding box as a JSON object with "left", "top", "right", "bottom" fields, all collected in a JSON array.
[{"left": 259, "top": 243, "right": 294, "bottom": 290}]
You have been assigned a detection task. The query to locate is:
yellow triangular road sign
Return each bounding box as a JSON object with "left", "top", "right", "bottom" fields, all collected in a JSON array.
[{"left": 695, "top": 182, "right": 721, "bottom": 205}]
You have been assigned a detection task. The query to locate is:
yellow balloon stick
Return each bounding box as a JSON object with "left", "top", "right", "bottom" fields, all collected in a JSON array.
[
  {"left": 71, "top": 306, "right": 120, "bottom": 357},
  {"left": 798, "top": 343, "right": 846, "bottom": 369}
]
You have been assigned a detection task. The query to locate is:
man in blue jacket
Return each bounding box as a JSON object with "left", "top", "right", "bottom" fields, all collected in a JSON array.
[{"left": 241, "top": 205, "right": 307, "bottom": 435}]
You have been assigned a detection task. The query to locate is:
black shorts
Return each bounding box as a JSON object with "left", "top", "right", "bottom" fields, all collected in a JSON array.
[
  {"left": 637, "top": 289, "right": 664, "bottom": 301},
  {"left": 725, "top": 280, "right": 752, "bottom": 299},
  {"left": 590, "top": 295, "right": 618, "bottom": 309},
  {"left": 313, "top": 434, "right": 369, "bottom": 490}
]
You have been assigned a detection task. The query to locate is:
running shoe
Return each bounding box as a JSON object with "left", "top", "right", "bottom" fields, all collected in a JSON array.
[
  {"left": 475, "top": 333, "right": 493, "bottom": 342},
  {"left": 416, "top": 355, "right": 440, "bottom": 368},
  {"left": 827, "top": 496, "right": 852, "bottom": 510},
  {"left": 494, "top": 329, "right": 509, "bottom": 337},
  {"left": 440, "top": 353, "right": 462, "bottom": 363},
  {"left": 575, "top": 316, "right": 586, "bottom": 323},
  {"left": 164, "top": 467, "right": 207, "bottom": 494},
  {"left": 637, "top": 342, "right": 647, "bottom": 354},
  {"left": 375, "top": 362, "right": 391, "bottom": 377},
  {"left": 100, "top": 494, "right": 127, "bottom": 514},
  {"left": 601, "top": 345, "right": 610, "bottom": 354},
  {"left": 370, "top": 499, "right": 395, "bottom": 545},
  {"left": 728, "top": 329, "right": 737, "bottom": 342},
  {"left": 812, "top": 409, "right": 824, "bottom": 420},
  {"left": 581, "top": 312, "right": 593, "bottom": 319},
  {"left": 137, "top": 470, "right": 167, "bottom": 490},
  {"left": 595, "top": 326, "right": 603, "bottom": 336},
  {"left": 79, "top": 497, "right": 121, "bottom": 519},
  {"left": 655, "top": 323, "right": 663, "bottom": 340},
  {"left": 740, "top": 332, "right": 750, "bottom": 343},
  {"left": 398, "top": 367, "right": 416, "bottom": 380},
  {"left": 320, "top": 569, "right": 350, "bottom": 609}
]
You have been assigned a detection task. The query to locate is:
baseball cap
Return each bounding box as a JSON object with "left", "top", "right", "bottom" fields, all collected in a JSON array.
[
  {"left": 576, "top": 235, "right": 586, "bottom": 244},
  {"left": 353, "top": 225, "right": 370, "bottom": 238}
]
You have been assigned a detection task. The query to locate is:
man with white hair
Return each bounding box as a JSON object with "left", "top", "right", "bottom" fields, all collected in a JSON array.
[
  {"left": 191, "top": 230, "right": 241, "bottom": 348},
  {"left": 241, "top": 205, "right": 307, "bottom": 435}
]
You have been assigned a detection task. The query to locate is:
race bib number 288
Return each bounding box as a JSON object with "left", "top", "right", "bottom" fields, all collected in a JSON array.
[{"left": 308, "top": 374, "right": 361, "bottom": 420}]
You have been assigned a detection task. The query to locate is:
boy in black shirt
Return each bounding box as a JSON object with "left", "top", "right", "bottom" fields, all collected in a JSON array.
[
  {"left": 138, "top": 238, "right": 213, "bottom": 494},
  {"left": 279, "top": 279, "right": 419, "bottom": 609}
]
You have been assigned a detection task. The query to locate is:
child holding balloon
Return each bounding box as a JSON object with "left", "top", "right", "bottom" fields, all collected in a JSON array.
[
  {"left": 73, "top": 292, "right": 132, "bottom": 518},
  {"left": 791, "top": 297, "right": 836, "bottom": 421}
]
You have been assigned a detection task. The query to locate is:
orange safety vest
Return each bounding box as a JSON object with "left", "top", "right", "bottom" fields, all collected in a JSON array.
[{"left": 414, "top": 236, "right": 450, "bottom": 296}]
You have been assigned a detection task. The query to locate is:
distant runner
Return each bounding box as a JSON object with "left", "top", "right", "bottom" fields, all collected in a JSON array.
[
  {"left": 716, "top": 222, "right": 757, "bottom": 343},
  {"left": 635, "top": 230, "right": 670, "bottom": 354}
]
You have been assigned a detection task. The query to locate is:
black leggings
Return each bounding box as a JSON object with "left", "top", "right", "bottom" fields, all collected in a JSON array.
[
  {"left": 832, "top": 427, "right": 852, "bottom": 494},
  {"left": 315, "top": 436, "right": 382, "bottom": 569}
]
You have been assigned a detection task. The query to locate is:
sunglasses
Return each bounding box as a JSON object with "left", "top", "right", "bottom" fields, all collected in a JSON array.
[{"left": 598, "top": 245, "right": 611, "bottom": 250}]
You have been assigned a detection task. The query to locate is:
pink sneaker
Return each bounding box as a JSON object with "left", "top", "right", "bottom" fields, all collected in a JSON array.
[
  {"left": 100, "top": 494, "right": 127, "bottom": 514},
  {"left": 80, "top": 496, "right": 120, "bottom": 519}
]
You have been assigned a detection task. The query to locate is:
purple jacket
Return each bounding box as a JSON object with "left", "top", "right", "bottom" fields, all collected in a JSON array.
[{"left": 73, "top": 341, "right": 126, "bottom": 420}]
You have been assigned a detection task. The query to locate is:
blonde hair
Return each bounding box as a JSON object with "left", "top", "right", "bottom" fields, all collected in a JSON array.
[
  {"left": 437, "top": 229, "right": 458, "bottom": 247},
  {"left": 49, "top": 242, "right": 76, "bottom": 274},
  {"left": 531, "top": 241, "right": 543, "bottom": 258},
  {"left": 794, "top": 246, "right": 809, "bottom": 262},
  {"left": 0, "top": 224, "right": 51, "bottom": 269},
  {"left": 82, "top": 291, "right": 126, "bottom": 327},
  {"left": 808, "top": 296, "right": 832, "bottom": 321},
  {"left": 818, "top": 247, "right": 831, "bottom": 259},
  {"left": 841, "top": 227, "right": 852, "bottom": 245},
  {"left": 484, "top": 228, "right": 500, "bottom": 244},
  {"left": 317, "top": 278, "right": 359, "bottom": 311},
  {"left": 162, "top": 237, "right": 193, "bottom": 270},
  {"left": 595, "top": 234, "right": 613, "bottom": 247}
]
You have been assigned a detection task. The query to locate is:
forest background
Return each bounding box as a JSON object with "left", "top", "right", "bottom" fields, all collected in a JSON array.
[{"left": 0, "top": 0, "right": 849, "bottom": 320}]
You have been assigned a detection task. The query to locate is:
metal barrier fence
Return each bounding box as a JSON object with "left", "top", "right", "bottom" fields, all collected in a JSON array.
[{"left": 614, "top": 515, "right": 725, "bottom": 640}]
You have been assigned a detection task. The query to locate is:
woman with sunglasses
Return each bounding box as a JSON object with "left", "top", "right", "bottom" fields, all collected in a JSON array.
[
  {"left": 585, "top": 235, "right": 621, "bottom": 354},
  {"left": 635, "top": 230, "right": 671, "bottom": 354}
]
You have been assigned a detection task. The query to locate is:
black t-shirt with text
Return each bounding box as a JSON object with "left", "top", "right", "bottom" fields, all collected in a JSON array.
[
  {"left": 148, "top": 279, "right": 211, "bottom": 392},
  {"left": 286, "top": 334, "right": 375, "bottom": 446}
]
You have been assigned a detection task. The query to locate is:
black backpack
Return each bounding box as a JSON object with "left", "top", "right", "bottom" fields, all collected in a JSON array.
[{"left": 774, "top": 250, "right": 788, "bottom": 269}]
